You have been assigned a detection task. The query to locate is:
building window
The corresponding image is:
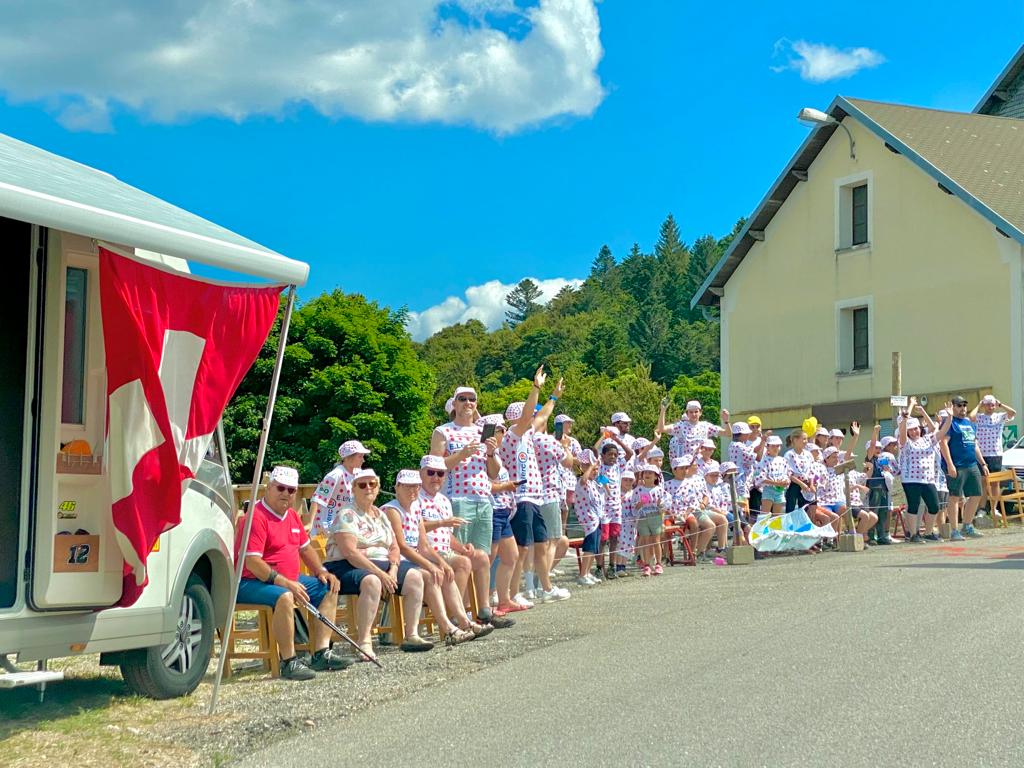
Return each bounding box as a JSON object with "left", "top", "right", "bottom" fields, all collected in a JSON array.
[
  {"left": 836, "top": 299, "right": 872, "bottom": 374},
  {"left": 851, "top": 184, "right": 868, "bottom": 246},
  {"left": 835, "top": 173, "right": 872, "bottom": 250},
  {"left": 61, "top": 267, "right": 88, "bottom": 425},
  {"left": 852, "top": 306, "right": 869, "bottom": 370}
]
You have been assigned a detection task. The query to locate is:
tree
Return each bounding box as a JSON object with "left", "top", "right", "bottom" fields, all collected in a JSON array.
[
  {"left": 582, "top": 319, "right": 635, "bottom": 376},
  {"left": 505, "top": 278, "right": 543, "bottom": 325},
  {"left": 223, "top": 290, "right": 435, "bottom": 486}
]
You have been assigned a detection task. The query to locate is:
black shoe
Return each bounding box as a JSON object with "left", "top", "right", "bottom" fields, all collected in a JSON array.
[
  {"left": 909, "top": 534, "right": 925, "bottom": 544},
  {"left": 604, "top": 568, "right": 618, "bottom": 580},
  {"left": 876, "top": 536, "right": 893, "bottom": 545},
  {"left": 480, "top": 612, "right": 515, "bottom": 629},
  {"left": 309, "top": 647, "right": 354, "bottom": 672},
  {"left": 280, "top": 656, "right": 316, "bottom": 681}
]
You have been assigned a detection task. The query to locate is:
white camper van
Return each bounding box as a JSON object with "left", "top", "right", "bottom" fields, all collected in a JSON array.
[{"left": 0, "top": 133, "right": 308, "bottom": 699}]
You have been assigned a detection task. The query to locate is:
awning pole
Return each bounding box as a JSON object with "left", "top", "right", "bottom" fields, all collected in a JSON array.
[{"left": 208, "top": 285, "right": 296, "bottom": 715}]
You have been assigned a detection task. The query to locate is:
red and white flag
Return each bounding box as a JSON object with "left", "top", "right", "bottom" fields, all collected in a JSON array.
[{"left": 99, "top": 247, "right": 283, "bottom": 607}]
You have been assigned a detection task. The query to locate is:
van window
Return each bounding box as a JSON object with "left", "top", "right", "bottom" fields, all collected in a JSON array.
[{"left": 62, "top": 267, "right": 88, "bottom": 425}]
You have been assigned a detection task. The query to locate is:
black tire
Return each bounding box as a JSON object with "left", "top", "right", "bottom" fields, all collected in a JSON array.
[{"left": 120, "top": 573, "right": 215, "bottom": 699}]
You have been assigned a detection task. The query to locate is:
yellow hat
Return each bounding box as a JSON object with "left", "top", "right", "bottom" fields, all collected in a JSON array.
[{"left": 747, "top": 415, "right": 762, "bottom": 426}]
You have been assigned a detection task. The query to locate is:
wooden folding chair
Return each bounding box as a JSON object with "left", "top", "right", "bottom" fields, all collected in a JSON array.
[{"left": 991, "top": 470, "right": 1024, "bottom": 526}]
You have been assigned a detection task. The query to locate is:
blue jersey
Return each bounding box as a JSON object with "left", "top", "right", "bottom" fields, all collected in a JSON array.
[{"left": 947, "top": 417, "right": 978, "bottom": 468}]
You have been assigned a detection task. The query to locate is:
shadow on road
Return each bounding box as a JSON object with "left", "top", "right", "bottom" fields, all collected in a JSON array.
[{"left": 887, "top": 560, "right": 1024, "bottom": 571}]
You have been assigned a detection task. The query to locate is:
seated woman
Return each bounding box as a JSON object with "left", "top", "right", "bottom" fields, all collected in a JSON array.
[
  {"left": 381, "top": 469, "right": 493, "bottom": 645},
  {"left": 324, "top": 468, "right": 434, "bottom": 660}
]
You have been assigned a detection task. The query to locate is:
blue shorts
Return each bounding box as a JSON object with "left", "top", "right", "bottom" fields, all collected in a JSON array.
[
  {"left": 822, "top": 503, "right": 843, "bottom": 514},
  {"left": 237, "top": 574, "right": 330, "bottom": 609},
  {"left": 581, "top": 528, "right": 601, "bottom": 554},
  {"left": 492, "top": 508, "right": 514, "bottom": 543},
  {"left": 510, "top": 502, "right": 548, "bottom": 546},
  {"left": 325, "top": 559, "right": 418, "bottom": 595},
  {"left": 761, "top": 485, "right": 786, "bottom": 505}
]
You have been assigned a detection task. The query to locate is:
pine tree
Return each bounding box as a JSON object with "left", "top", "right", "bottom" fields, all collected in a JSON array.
[
  {"left": 591, "top": 244, "right": 616, "bottom": 276},
  {"left": 505, "top": 278, "right": 544, "bottom": 325}
]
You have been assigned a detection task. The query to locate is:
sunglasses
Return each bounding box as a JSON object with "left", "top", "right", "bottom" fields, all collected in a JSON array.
[
  {"left": 355, "top": 481, "right": 379, "bottom": 490},
  {"left": 456, "top": 395, "right": 477, "bottom": 403},
  {"left": 273, "top": 484, "right": 297, "bottom": 495},
  {"left": 425, "top": 469, "right": 446, "bottom": 478}
]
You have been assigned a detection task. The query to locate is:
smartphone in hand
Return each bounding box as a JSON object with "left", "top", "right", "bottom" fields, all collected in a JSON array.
[
  {"left": 481, "top": 423, "right": 496, "bottom": 442},
  {"left": 554, "top": 421, "right": 564, "bottom": 440}
]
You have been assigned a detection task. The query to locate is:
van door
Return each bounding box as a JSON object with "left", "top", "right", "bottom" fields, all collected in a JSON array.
[
  {"left": 0, "top": 217, "right": 30, "bottom": 610},
  {"left": 29, "top": 231, "right": 122, "bottom": 610}
]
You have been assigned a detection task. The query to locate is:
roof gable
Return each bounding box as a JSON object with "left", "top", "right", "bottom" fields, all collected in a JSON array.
[
  {"left": 693, "top": 97, "right": 1024, "bottom": 308},
  {"left": 975, "top": 44, "right": 1024, "bottom": 118}
]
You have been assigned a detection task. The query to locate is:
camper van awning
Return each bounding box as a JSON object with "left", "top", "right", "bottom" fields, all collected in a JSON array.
[{"left": 0, "top": 132, "right": 309, "bottom": 286}]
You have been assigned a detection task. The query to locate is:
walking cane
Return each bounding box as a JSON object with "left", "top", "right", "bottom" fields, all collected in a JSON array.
[{"left": 300, "top": 598, "right": 384, "bottom": 669}]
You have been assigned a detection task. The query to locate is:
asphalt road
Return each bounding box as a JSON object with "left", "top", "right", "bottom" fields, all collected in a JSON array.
[{"left": 238, "top": 532, "right": 1024, "bottom": 767}]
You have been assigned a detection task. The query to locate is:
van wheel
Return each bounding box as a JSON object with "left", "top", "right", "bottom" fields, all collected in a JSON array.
[{"left": 120, "top": 574, "right": 214, "bottom": 699}]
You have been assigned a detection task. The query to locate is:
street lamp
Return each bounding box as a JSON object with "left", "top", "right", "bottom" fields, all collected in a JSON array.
[{"left": 797, "top": 107, "right": 856, "bottom": 159}]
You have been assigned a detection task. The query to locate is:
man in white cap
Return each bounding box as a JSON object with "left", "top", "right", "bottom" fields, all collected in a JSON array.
[
  {"left": 430, "top": 386, "right": 500, "bottom": 616},
  {"left": 727, "top": 421, "right": 765, "bottom": 504},
  {"left": 310, "top": 439, "right": 371, "bottom": 536},
  {"left": 610, "top": 412, "right": 637, "bottom": 457},
  {"left": 235, "top": 466, "right": 350, "bottom": 680},
  {"left": 657, "top": 399, "right": 729, "bottom": 461},
  {"left": 970, "top": 394, "right": 1016, "bottom": 513},
  {"left": 497, "top": 366, "right": 566, "bottom": 609}
]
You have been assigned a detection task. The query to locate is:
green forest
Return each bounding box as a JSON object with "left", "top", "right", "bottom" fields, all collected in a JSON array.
[{"left": 223, "top": 213, "right": 738, "bottom": 485}]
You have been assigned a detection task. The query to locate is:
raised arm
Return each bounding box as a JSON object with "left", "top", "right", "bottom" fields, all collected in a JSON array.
[
  {"left": 1000, "top": 399, "right": 1017, "bottom": 420},
  {"left": 866, "top": 424, "right": 881, "bottom": 460},
  {"left": 656, "top": 399, "right": 668, "bottom": 435},
  {"left": 512, "top": 365, "right": 546, "bottom": 434},
  {"left": 531, "top": 377, "right": 565, "bottom": 432}
]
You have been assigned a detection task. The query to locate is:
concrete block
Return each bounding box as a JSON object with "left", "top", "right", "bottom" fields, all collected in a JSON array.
[
  {"left": 838, "top": 533, "right": 864, "bottom": 552},
  {"left": 939, "top": 522, "right": 952, "bottom": 539},
  {"left": 726, "top": 545, "right": 755, "bottom": 565},
  {"left": 975, "top": 516, "right": 995, "bottom": 529}
]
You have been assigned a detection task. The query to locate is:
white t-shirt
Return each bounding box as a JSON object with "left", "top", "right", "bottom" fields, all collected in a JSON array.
[
  {"left": 499, "top": 426, "right": 543, "bottom": 505},
  {"left": 311, "top": 465, "right": 356, "bottom": 536},
  {"left": 974, "top": 411, "right": 1010, "bottom": 457},
  {"left": 419, "top": 489, "right": 454, "bottom": 554},
  {"left": 435, "top": 421, "right": 492, "bottom": 499}
]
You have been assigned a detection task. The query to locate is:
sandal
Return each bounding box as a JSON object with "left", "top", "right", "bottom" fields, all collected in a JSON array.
[
  {"left": 356, "top": 642, "right": 377, "bottom": 662},
  {"left": 444, "top": 627, "right": 475, "bottom": 646}
]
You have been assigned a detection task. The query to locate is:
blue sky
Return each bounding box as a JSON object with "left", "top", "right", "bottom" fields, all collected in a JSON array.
[{"left": 0, "top": 1, "right": 1020, "bottom": 339}]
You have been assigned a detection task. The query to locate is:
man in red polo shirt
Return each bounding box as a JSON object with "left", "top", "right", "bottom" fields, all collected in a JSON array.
[{"left": 236, "top": 466, "right": 351, "bottom": 680}]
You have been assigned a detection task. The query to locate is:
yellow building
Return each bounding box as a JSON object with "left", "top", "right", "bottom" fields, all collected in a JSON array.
[{"left": 692, "top": 47, "right": 1024, "bottom": 438}]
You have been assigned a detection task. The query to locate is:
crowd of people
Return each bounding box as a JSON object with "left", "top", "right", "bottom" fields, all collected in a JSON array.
[{"left": 233, "top": 367, "right": 1016, "bottom": 680}]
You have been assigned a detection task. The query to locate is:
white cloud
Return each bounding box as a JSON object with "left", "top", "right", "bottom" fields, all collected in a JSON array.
[
  {"left": 0, "top": 0, "right": 605, "bottom": 134},
  {"left": 772, "top": 39, "right": 885, "bottom": 82},
  {"left": 406, "top": 276, "right": 583, "bottom": 340}
]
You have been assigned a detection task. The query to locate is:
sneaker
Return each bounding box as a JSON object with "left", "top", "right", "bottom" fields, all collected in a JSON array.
[
  {"left": 280, "top": 656, "right": 316, "bottom": 681},
  {"left": 541, "top": 587, "right": 570, "bottom": 602},
  {"left": 585, "top": 574, "right": 600, "bottom": 585},
  {"left": 524, "top": 589, "right": 537, "bottom": 601},
  {"left": 640, "top": 564, "right": 652, "bottom": 577},
  {"left": 604, "top": 568, "right": 618, "bottom": 580},
  {"left": 963, "top": 525, "right": 984, "bottom": 538},
  {"left": 308, "top": 647, "right": 354, "bottom": 672},
  {"left": 445, "top": 627, "right": 475, "bottom": 646},
  {"left": 512, "top": 593, "right": 534, "bottom": 609},
  {"left": 876, "top": 536, "right": 893, "bottom": 545},
  {"left": 487, "top": 612, "right": 516, "bottom": 627},
  {"left": 576, "top": 576, "right": 591, "bottom": 586},
  {"left": 616, "top": 567, "right": 633, "bottom": 578},
  {"left": 653, "top": 563, "right": 664, "bottom": 575},
  {"left": 909, "top": 534, "right": 925, "bottom": 544},
  {"left": 950, "top": 530, "right": 966, "bottom": 541},
  {"left": 923, "top": 532, "right": 942, "bottom": 542},
  {"left": 590, "top": 569, "right": 604, "bottom": 581},
  {"left": 467, "top": 621, "right": 494, "bottom": 639}
]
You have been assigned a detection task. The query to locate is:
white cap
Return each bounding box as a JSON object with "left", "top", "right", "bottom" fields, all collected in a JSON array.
[
  {"left": 880, "top": 436, "right": 898, "bottom": 447},
  {"left": 982, "top": 394, "right": 997, "bottom": 405},
  {"left": 823, "top": 446, "right": 839, "bottom": 459},
  {"left": 633, "top": 437, "right": 651, "bottom": 450},
  {"left": 905, "top": 417, "right": 920, "bottom": 429},
  {"left": 702, "top": 438, "right": 716, "bottom": 449},
  {"left": 830, "top": 429, "right": 844, "bottom": 438},
  {"left": 719, "top": 461, "right": 738, "bottom": 474},
  {"left": 505, "top": 401, "right": 525, "bottom": 420},
  {"left": 808, "top": 443, "right": 821, "bottom": 454},
  {"left": 621, "top": 470, "right": 636, "bottom": 481},
  {"left": 578, "top": 449, "right": 596, "bottom": 465},
  {"left": 671, "top": 456, "right": 693, "bottom": 469},
  {"left": 419, "top": 454, "right": 447, "bottom": 471},
  {"left": 554, "top": 414, "right": 574, "bottom": 424},
  {"left": 815, "top": 427, "right": 829, "bottom": 437},
  {"left": 637, "top": 464, "right": 660, "bottom": 475},
  {"left": 731, "top": 422, "right": 751, "bottom": 435},
  {"left": 269, "top": 466, "right": 299, "bottom": 488},
  {"left": 478, "top": 413, "right": 505, "bottom": 426},
  {"left": 395, "top": 469, "right": 421, "bottom": 485},
  {"left": 453, "top": 386, "right": 477, "bottom": 399},
  {"left": 766, "top": 435, "right": 783, "bottom": 446},
  {"left": 352, "top": 468, "right": 379, "bottom": 483},
  {"left": 704, "top": 460, "right": 720, "bottom": 474},
  {"left": 338, "top": 440, "right": 371, "bottom": 458},
  {"left": 611, "top": 411, "right": 632, "bottom": 423},
  {"left": 686, "top": 400, "right": 701, "bottom": 410},
  {"left": 648, "top": 447, "right": 664, "bottom": 459}
]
